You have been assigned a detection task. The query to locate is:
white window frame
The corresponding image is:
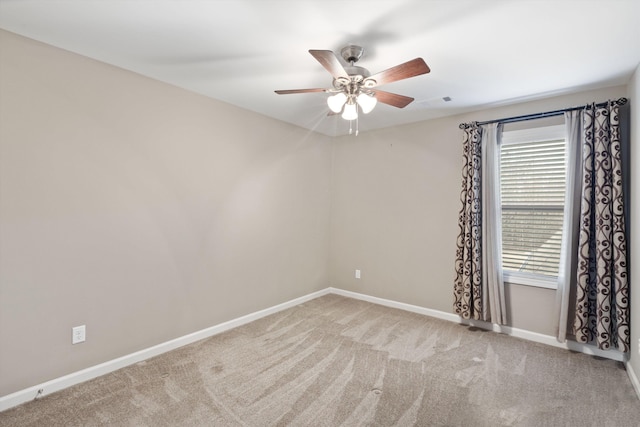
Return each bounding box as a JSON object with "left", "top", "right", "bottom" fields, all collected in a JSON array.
[{"left": 500, "top": 124, "right": 566, "bottom": 289}]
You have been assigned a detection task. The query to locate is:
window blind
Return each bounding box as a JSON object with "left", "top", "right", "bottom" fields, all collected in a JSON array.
[{"left": 500, "top": 138, "right": 566, "bottom": 277}]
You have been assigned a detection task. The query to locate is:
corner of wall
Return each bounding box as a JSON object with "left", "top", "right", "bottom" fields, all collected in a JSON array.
[{"left": 628, "top": 62, "right": 640, "bottom": 398}]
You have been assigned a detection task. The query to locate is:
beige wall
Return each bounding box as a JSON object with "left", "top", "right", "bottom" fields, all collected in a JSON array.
[
  {"left": 329, "top": 85, "right": 628, "bottom": 336},
  {"left": 0, "top": 30, "right": 332, "bottom": 396},
  {"left": 628, "top": 63, "right": 639, "bottom": 379},
  {"left": 1, "top": 27, "right": 636, "bottom": 400}
]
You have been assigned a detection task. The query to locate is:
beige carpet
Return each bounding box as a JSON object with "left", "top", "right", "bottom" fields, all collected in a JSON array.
[{"left": 1, "top": 294, "right": 639, "bottom": 426}]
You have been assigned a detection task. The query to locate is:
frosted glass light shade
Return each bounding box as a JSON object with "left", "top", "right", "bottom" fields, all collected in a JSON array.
[
  {"left": 342, "top": 102, "right": 358, "bottom": 120},
  {"left": 327, "top": 92, "right": 347, "bottom": 113},
  {"left": 356, "top": 93, "right": 377, "bottom": 114}
]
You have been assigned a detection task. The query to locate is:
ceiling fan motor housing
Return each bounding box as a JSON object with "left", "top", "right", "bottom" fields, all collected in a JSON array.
[
  {"left": 345, "top": 65, "right": 370, "bottom": 79},
  {"left": 331, "top": 46, "right": 370, "bottom": 92}
]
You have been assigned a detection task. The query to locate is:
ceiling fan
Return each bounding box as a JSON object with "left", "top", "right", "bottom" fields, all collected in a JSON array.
[{"left": 275, "top": 45, "right": 430, "bottom": 123}]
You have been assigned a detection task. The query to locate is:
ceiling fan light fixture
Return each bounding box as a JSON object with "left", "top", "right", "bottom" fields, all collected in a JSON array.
[
  {"left": 275, "top": 46, "right": 431, "bottom": 129},
  {"left": 341, "top": 101, "right": 358, "bottom": 121},
  {"left": 327, "top": 92, "right": 347, "bottom": 113},
  {"left": 356, "top": 92, "right": 377, "bottom": 114}
]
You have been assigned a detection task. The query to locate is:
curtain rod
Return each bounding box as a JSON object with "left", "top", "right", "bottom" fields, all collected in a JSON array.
[{"left": 459, "top": 97, "right": 628, "bottom": 129}]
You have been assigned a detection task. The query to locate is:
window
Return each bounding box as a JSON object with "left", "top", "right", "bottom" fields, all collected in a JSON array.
[{"left": 500, "top": 125, "right": 566, "bottom": 288}]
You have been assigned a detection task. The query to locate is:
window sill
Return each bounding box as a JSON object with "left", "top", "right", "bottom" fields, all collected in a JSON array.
[{"left": 503, "top": 271, "right": 557, "bottom": 289}]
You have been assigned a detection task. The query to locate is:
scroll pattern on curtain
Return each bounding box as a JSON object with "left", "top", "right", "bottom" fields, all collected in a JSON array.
[
  {"left": 454, "top": 123, "right": 483, "bottom": 320},
  {"left": 574, "top": 102, "right": 629, "bottom": 352}
]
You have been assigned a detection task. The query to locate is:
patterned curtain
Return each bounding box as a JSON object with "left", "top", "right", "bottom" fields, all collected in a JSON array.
[
  {"left": 454, "top": 123, "right": 483, "bottom": 320},
  {"left": 454, "top": 123, "right": 507, "bottom": 324},
  {"left": 573, "top": 101, "right": 629, "bottom": 352}
]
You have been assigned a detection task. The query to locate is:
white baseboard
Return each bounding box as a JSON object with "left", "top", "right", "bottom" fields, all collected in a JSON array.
[
  {"left": 1, "top": 286, "right": 633, "bottom": 411},
  {"left": 328, "top": 287, "right": 626, "bottom": 362},
  {"left": 0, "top": 288, "right": 330, "bottom": 412},
  {"left": 329, "top": 287, "right": 461, "bottom": 323},
  {"left": 626, "top": 361, "right": 640, "bottom": 401}
]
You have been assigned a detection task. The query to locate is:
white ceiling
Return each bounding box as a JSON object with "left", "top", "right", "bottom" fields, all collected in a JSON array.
[{"left": 1, "top": 0, "right": 639, "bottom": 136}]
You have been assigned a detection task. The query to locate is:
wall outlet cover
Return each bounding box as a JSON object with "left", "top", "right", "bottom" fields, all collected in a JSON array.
[{"left": 72, "top": 325, "right": 86, "bottom": 344}]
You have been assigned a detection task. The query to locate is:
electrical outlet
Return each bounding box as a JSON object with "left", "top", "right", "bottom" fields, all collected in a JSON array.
[
  {"left": 72, "top": 325, "right": 86, "bottom": 344},
  {"left": 355, "top": 269, "right": 361, "bottom": 279}
]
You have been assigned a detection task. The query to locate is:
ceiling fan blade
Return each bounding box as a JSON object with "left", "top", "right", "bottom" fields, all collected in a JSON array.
[
  {"left": 366, "top": 58, "right": 430, "bottom": 87},
  {"left": 275, "top": 88, "right": 327, "bottom": 94},
  {"left": 371, "top": 90, "right": 415, "bottom": 108},
  {"left": 309, "top": 50, "right": 350, "bottom": 80}
]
